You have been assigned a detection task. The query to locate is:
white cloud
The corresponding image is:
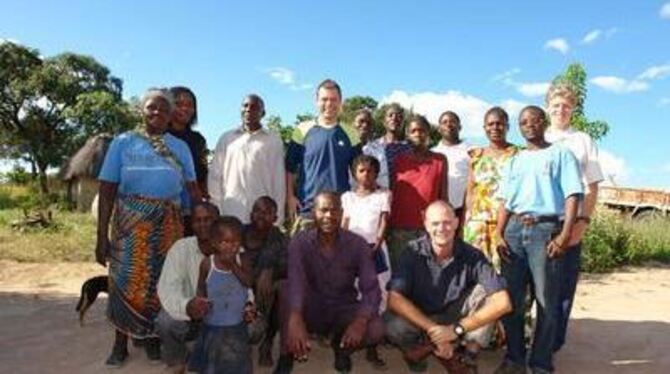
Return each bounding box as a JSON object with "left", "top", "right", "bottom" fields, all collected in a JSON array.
[
  {"left": 605, "top": 27, "right": 618, "bottom": 38},
  {"left": 637, "top": 64, "right": 670, "bottom": 80},
  {"left": 517, "top": 82, "right": 551, "bottom": 97},
  {"left": 380, "top": 90, "right": 525, "bottom": 138},
  {"left": 659, "top": 97, "right": 670, "bottom": 107},
  {"left": 491, "top": 68, "right": 521, "bottom": 82},
  {"left": 660, "top": 2, "right": 670, "bottom": 19},
  {"left": 544, "top": 38, "right": 570, "bottom": 54},
  {"left": 590, "top": 76, "right": 649, "bottom": 93},
  {"left": 492, "top": 68, "right": 549, "bottom": 98},
  {"left": 263, "top": 67, "right": 311, "bottom": 91},
  {"left": 581, "top": 29, "right": 602, "bottom": 44},
  {"left": 599, "top": 149, "right": 629, "bottom": 186}
]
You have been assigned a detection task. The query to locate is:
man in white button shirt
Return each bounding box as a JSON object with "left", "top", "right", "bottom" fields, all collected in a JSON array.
[
  {"left": 208, "top": 94, "right": 286, "bottom": 225},
  {"left": 432, "top": 111, "right": 471, "bottom": 223},
  {"left": 544, "top": 82, "right": 604, "bottom": 352},
  {"left": 156, "top": 202, "right": 218, "bottom": 372}
]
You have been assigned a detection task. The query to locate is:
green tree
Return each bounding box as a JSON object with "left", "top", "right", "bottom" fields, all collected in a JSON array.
[
  {"left": 0, "top": 41, "right": 138, "bottom": 194},
  {"left": 266, "top": 114, "right": 293, "bottom": 145},
  {"left": 552, "top": 63, "right": 609, "bottom": 141},
  {"left": 341, "top": 95, "right": 378, "bottom": 125}
]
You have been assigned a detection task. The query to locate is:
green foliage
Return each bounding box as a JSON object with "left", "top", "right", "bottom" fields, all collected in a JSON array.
[
  {"left": 0, "top": 41, "right": 137, "bottom": 194},
  {"left": 582, "top": 209, "right": 670, "bottom": 272},
  {"left": 341, "top": 96, "right": 378, "bottom": 125},
  {"left": 266, "top": 115, "right": 294, "bottom": 145},
  {"left": 552, "top": 63, "right": 610, "bottom": 141},
  {"left": 2, "top": 165, "right": 31, "bottom": 184}
]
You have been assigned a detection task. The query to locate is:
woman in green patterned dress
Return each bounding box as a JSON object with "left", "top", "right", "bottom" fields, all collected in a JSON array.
[{"left": 463, "top": 107, "right": 518, "bottom": 271}]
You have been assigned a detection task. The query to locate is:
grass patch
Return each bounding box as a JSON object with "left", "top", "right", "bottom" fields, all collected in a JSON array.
[
  {"left": 0, "top": 209, "right": 96, "bottom": 262},
  {"left": 582, "top": 208, "right": 670, "bottom": 272}
]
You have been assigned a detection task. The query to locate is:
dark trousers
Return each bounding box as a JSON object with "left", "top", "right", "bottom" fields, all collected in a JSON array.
[
  {"left": 156, "top": 309, "right": 200, "bottom": 366},
  {"left": 554, "top": 242, "right": 581, "bottom": 351},
  {"left": 278, "top": 286, "right": 384, "bottom": 354}
]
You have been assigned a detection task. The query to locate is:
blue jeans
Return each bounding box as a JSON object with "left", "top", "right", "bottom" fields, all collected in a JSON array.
[
  {"left": 501, "top": 218, "right": 562, "bottom": 372},
  {"left": 554, "top": 242, "right": 581, "bottom": 351}
]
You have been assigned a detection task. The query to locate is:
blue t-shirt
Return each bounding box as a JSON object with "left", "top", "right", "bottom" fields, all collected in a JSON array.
[
  {"left": 500, "top": 144, "right": 583, "bottom": 216},
  {"left": 98, "top": 131, "right": 196, "bottom": 201},
  {"left": 285, "top": 121, "right": 360, "bottom": 214}
]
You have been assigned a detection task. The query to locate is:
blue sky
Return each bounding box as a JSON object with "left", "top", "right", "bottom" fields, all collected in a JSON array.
[{"left": 2, "top": 1, "right": 669, "bottom": 188}]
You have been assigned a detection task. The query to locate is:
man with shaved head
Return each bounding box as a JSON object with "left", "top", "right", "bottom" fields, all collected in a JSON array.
[
  {"left": 208, "top": 94, "right": 286, "bottom": 225},
  {"left": 385, "top": 200, "right": 512, "bottom": 373}
]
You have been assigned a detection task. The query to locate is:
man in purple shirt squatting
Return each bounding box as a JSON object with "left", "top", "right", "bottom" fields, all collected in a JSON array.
[
  {"left": 384, "top": 200, "right": 512, "bottom": 373},
  {"left": 274, "top": 191, "right": 384, "bottom": 374}
]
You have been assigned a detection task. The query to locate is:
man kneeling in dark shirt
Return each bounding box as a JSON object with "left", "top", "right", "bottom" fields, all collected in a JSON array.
[{"left": 385, "top": 200, "right": 512, "bottom": 373}]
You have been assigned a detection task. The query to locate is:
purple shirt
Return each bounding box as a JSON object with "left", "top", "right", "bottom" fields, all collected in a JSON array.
[{"left": 287, "top": 228, "right": 381, "bottom": 318}]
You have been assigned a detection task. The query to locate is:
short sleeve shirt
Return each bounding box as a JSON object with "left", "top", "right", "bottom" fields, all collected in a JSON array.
[
  {"left": 98, "top": 131, "right": 196, "bottom": 201},
  {"left": 341, "top": 189, "right": 391, "bottom": 244},
  {"left": 431, "top": 142, "right": 472, "bottom": 209},
  {"left": 285, "top": 121, "right": 360, "bottom": 215},
  {"left": 545, "top": 128, "right": 604, "bottom": 186},
  {"left": 387, "top": 235, "right": 506, "bottom": 315},
  {"left": 499, "top": 145, "right": 583, "bottom": 216}
]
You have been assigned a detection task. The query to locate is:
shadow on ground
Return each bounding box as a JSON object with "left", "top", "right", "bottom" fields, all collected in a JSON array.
[{"left": 0, "top": 292, "right": 669, "bottom": 373}]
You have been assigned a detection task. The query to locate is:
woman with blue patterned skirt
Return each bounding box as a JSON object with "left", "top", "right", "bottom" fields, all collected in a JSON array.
[{"left": 95, "top": 88, "right": 201, "bottom": 367}]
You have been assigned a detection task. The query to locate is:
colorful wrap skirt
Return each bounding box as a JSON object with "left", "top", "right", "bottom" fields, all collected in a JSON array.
[{"left": 107, "top": 195, "right": 183, "bottom": 338}]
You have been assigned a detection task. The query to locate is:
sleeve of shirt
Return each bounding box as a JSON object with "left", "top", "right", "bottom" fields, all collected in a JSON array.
[
  {"left": 285, "top": 139, "right": 304, "bottom": 174},
  {"left": 207, "top": 134, "right": 226, "bottom": 210},
  {"left": 98, "top": 135, "right": 123, "bottom": 183},
  {"left": 582, "top": 134, "right": 604, "bottom": 185},
  {"left": 387, "top": 245, "right": 414, "bottom": 296},
  {"left": 341, "top": 193, "right": 351, "bottom": 219},
  {"left": 287, "top": 234, "right": 307, "bottom": 313},
  {"left": 497, "top": 158, "right": 512, "bottom": 207},
  {"left": 176, "top": 141, "right": 196, "bottom": 182},
  {"left": 380, "top": 189, "right": 391, "bottom": 213},
  {"left": 157, "top": 242, "right": 191, "bottom": 321},
  {"left": 471, "top": 251, "right": 507, "bottom": 295},
  {"left": 269, "top": 134, "right": 287, "bottom": 225},
  {"left": 195, "top": 133, "right": 209, "bottom": 184},
  {"left": 355, "top": 236, "right": 382, "bottom": 317},
  {"left": 559, "top": 148, "right": 585, "bottom": 198}
]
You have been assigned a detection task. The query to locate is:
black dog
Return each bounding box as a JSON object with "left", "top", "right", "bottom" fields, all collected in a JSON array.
[{"left": 75, "top": 275, "right": 108, "bottom": 326}]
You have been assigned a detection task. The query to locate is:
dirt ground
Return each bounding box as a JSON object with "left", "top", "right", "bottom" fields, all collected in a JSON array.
[{"left": 0, "top": 260, "right": 669, "bottom": 374}]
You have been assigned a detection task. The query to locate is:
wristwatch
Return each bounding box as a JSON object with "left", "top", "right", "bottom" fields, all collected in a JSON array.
[{"left": 453, "top": 322, "right": 466, "bottom": 339}]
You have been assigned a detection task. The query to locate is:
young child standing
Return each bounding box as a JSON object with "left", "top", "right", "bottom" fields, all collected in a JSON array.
[
  {"left": 188, "top": 216, "right": 254, "bottom": 374},
  {"left": 341, "top": 154, "right": 391, "bottom": 370}
]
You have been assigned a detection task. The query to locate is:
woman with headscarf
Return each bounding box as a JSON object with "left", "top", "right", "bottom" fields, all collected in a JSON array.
[{"left": 96, "top": 88, "right": 201, "bottom": 367}]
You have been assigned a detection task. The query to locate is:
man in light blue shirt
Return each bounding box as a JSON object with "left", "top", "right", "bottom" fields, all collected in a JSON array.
[{"left": 493, "top": 106, "right": 582, "bottom": 374}]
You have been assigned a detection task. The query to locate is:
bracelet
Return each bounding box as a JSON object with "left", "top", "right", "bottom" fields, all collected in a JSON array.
[{"left": 576, "top": 216, "right": 591, "bottom": 224}]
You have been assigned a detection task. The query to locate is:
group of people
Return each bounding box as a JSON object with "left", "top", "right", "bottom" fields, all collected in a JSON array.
[{"left": 94, "top": 77, "right": 603, "bottom": 374}]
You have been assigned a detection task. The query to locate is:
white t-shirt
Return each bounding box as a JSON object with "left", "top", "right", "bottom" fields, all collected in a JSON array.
[
  {"left": 341, "top": 189, "right": 391, "bottom": 244},
  {"left": 431, "top": 141, "right": 471, "bottom": 209},
  {"left": 545, "top": 127, "right": 604, "bottom": 186}
]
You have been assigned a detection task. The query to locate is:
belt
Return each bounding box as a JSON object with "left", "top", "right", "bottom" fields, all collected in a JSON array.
[{"left": 510, "top": 213, "right": 560, "bottom": 226}]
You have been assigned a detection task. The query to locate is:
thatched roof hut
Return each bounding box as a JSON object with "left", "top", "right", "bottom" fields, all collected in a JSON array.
[{"left": 60, "top": 133, "right": 112, "bottom": 211}]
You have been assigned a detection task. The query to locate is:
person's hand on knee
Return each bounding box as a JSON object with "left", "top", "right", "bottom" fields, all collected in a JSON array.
[
  {"left": 287, "top": 313, "right": 310, "bottom": 360},
  {"left": 340, "top": 315, "right": 367, "bottom": 350}
]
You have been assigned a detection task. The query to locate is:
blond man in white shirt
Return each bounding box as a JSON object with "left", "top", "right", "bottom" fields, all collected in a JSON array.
[
  {"left": 545, "top": 82, "right": 604, "bottom": 352},
  {"left": 208, "top": 94, "right": 286, "bottom": 225}
]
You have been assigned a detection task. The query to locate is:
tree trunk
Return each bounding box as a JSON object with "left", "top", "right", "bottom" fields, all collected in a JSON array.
[{"left": 37, "top": 162, "right": 49, "bottom": 195}]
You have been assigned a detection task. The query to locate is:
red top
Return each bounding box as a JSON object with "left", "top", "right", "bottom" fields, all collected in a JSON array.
[{"left": 390, "top": 152, "right": 446, "bottom": 229}]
